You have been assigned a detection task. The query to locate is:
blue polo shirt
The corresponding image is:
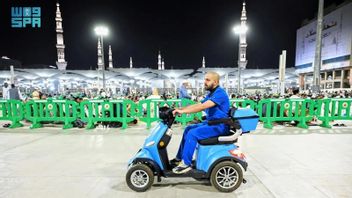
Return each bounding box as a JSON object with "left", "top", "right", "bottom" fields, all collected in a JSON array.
[{"left": 201, "top": 86, "right": 230, "bottom": 121}]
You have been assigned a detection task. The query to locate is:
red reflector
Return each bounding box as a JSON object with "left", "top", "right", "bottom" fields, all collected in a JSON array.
[{"left": 229, "top": 149, "right": 246, "bottom": 160}]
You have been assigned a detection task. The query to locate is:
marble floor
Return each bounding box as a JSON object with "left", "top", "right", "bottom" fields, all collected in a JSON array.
[{"left": 0, "top": 122, "right": 351, "bottom": 198}]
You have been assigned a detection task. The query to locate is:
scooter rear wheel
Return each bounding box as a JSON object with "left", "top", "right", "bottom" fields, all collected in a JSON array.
[
  {"left": 126, "top": 164, "right": 154, "bottom": 192},
  {"left": 210, "top": 161, "right": 243, "bottom": 192}
]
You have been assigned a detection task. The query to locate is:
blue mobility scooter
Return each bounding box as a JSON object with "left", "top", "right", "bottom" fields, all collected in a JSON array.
[{"left": 126, "top": 106, "right": 259, "bottom": 192}]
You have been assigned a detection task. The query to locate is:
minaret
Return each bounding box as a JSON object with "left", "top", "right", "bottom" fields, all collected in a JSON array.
[
  {"left": 130, "top": 57, "right": 133, "bottom": 69},
  {"left": 202, "top": 56, "right": 205, "bottom": 68},
  {"left": 238, "top": 1, "right": 248, "bottom": 69},
  {"left": 236, "top": 1, "right": 248, "bottom": 94},
  {"left": 161, "top": 59, "right": 165, "bottom": 70},
  {"left": 158, "top": 51, "right": 162, "bottom": 70},
  {"left": 108, "top": 45, "right": 113, "bottom": 68},
  {"left": 55, "top": 2, "right": 67, "bottom": 70},
  {"left": 97, "top": 37, "right": 103, "bottom": 69}
]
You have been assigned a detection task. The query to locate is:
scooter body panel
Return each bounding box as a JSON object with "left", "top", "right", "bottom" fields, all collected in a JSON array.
[
  {"left": 196, "top": 144, "right": 238, "bottom": 172},
  {"left": 128, "top": 122, "right": 168, "bottom": 170}
]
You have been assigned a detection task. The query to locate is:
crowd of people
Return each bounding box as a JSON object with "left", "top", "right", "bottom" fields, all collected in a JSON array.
[{"left": 2, "top": 81, "right": 352, "bottom": 103}]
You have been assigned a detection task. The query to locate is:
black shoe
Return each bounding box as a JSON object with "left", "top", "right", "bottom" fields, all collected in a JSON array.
[{"left": 170, "top": 158, "right": 181, "bottom": 166}]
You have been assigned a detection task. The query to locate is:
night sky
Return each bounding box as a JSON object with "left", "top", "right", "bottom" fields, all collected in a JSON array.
[{"left": 0, "top": 0, "right": 346, "bottom": 70}]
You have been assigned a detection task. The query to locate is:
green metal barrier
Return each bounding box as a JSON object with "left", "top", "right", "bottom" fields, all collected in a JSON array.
[
  {"left": 257, "top": 98, "right": 315, "bottom": 129},
  {"left": 137, "top": 99, "right": 160, "bottom": 129},
  {"left": 316, "top": 98, "right": 352, "bottom": 128},
  {"left": 0, "top": 100, "right": 24, "bottom": 128},
  {"left": 3, "top": 98, "right": 352, "bottom": 130},
  {"left": 25, "top": 99, "right": 78, "bottom": 129},
  {"left": 137, "top": 98, "right": 202, "bottom": 129},
  {"left": 79, "top": 99, "right": 136, "bottom": 129},
  {"left": 230, "top": 99, "right": 257, "bottom": 110}
]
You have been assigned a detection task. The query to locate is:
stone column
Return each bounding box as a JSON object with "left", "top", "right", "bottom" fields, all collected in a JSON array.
[
  {"left": 299, "top": 74, "right": 304, "bottom": 91},
  {"left": 349, "top": 68, "right": 352, "bottom": 87}
]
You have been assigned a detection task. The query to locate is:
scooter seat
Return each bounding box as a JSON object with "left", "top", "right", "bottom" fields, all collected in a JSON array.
[{"left": 198, "top": 130, "right": 239, "bottom": 145}]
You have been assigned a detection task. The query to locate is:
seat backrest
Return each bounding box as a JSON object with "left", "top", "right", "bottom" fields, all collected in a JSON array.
[{"left": 231, "top": 107, "right": 259, "bottom": 133}]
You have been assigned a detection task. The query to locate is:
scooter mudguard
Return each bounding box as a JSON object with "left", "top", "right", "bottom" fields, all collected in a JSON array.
[{"left": 127, "top": 148, "right": 154, "bottom": 166}]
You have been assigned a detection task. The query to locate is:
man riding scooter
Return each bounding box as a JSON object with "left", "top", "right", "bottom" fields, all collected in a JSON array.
[
  {"left": 126, "top": 70, "right": 259, "bottom": 192},
  {"left": 171, "top": 71, "right": 230, "bottom": 174}
]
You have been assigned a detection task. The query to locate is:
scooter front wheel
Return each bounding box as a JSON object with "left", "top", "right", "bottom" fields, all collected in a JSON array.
[
  {"left": 126, "top": 164, "right": 154, "bottom": 192},
  {"left": 210, "top": 161, "right": 243, "bottom": 192}
]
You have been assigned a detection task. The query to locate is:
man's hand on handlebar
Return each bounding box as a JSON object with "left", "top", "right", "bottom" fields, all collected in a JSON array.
[{"left": 172, "top": 109, "right": 184, "bottom": 116}]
